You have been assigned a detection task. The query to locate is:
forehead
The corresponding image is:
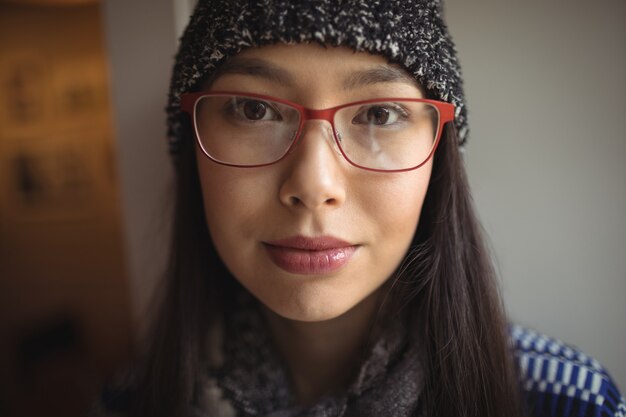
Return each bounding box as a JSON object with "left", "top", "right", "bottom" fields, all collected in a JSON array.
[{"left": 206, "top": 43, "right": 424, "bottom": 98}]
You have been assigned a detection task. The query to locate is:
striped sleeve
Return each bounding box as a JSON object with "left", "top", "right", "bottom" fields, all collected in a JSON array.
[{"left": 511, "top": 324, "right": 626, "bottom": 417}]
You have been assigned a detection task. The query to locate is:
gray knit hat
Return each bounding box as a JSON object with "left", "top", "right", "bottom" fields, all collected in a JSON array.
[{"left": 167, "top": 0, "right": 468, "bottom": 154}]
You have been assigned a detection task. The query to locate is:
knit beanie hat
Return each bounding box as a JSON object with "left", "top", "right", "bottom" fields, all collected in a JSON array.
[{"left": 166, "top": 0, "right": 468, "bottom": 154}]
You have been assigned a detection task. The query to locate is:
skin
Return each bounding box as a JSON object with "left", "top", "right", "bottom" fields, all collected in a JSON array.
[{"left": 196, "top": 43, "right": 433, "bottom": 405}]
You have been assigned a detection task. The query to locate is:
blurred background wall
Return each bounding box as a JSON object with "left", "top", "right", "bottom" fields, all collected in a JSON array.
[
  {"left": 0, "top": 1, "right": 132, "bottom": 416},
  {"left": 444, "top": 0, "right": 625, "bottom": 390},
  {"left": 1, "top": 0, "right": 624, "bottom": 416}
]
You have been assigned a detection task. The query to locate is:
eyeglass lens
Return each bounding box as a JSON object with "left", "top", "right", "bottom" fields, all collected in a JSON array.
[{"left": 194, "top": 95, "right": 439, "bottom": 170}]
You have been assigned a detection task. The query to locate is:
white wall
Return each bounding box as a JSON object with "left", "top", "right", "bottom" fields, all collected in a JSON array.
[
  {"left": 101, "top": 0, "right": 176, "bottom": 341},
  {"left": 103, "top": 0, "right": 626, "bottom": 389},
  {"left": 445, "top": 0, "right": 626, "bottom": 389}
]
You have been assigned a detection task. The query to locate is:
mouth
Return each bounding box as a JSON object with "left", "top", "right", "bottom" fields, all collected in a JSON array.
[{"left": 262, "top": 235, "right": 358, "bottom": 275}]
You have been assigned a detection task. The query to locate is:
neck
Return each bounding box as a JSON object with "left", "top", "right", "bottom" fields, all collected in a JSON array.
[{"left": 260, "top": 289, "right": 386, "bottom": 406}]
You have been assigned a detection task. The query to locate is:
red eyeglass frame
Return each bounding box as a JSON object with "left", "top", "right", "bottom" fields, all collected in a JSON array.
[{"left": 180, "top": 91, "right": 455, "bottom": 172}]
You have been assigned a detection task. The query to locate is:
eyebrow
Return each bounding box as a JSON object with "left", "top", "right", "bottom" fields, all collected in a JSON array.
[
  {"left": 212, "top": 58, "right": 419, "bottom": 90},
  {"left": 342, "top": 66, "right": 420, "bottom": 90}
]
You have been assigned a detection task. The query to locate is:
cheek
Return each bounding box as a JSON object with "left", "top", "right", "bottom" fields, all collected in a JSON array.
[
  {"left": 358, "top": 166, "right": 431, "bottom": 242},
  {"left": 204, "top": 179, "right": 261, "bottom": 231},
  {"left": 196, "top": 158, "right": 274, "bottom": 255},
  {"left": 349, "top": 163, "right": 432, "bottom": 291}
]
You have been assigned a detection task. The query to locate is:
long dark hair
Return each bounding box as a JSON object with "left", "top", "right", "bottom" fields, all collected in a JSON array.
[{"left": 132, "top": 117, "right": 525, "bottom": 416}]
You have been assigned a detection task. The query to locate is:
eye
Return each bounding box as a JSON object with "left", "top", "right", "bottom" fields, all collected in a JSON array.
[
  {"left": 237, "top": 99, "right": 282, "bottom": 121},
  {"left": 352, "top": 104, "right": 408, "bottom": 126}
]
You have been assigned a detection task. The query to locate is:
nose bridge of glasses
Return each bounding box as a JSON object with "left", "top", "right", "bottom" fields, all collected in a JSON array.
[
  {"left": 297, "top": 119, "right": 337, "bottom": 148},
  {"left": 302, "top": 107, "right": 336, "bottom": 123},
  {"left": 294, "top": 107, "right": 336, "bottom": 143},
  {"left": 291, "top": 116, "right": 342, "bottom": 160}
]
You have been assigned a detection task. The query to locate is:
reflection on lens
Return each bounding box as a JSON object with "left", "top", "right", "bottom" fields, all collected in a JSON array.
[
  {"left": 195, "top": 95, "right": 300, "bottom": 165},
  {"left": 334, "top": 101, "right": 439, "bottom": 170}
]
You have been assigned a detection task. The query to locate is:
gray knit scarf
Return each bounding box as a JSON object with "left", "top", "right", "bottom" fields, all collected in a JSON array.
[{"left": 192, "top": 292, "right": 426, "bottom": 417}]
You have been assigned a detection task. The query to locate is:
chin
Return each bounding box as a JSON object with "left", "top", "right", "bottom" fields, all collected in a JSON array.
[
  {"left": 262, "top": 289, "right": 359, "bottom": 323},
  {"left": 276, "top": 308, "right": 348, "bottom": 323}
]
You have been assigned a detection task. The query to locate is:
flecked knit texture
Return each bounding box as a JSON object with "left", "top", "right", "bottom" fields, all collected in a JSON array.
[
  {"left": 192, "top": 291, "right": 426, "bottom": 417},
  {"left": 166, "top": 0, "right": 469, "bottom": 154}
]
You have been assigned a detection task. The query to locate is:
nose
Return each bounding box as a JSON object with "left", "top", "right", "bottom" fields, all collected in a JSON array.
[{"left": 278, "top": 120, "right": 347, "bottom": 211}]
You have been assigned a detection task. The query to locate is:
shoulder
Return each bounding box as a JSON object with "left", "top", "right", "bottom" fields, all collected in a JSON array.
[{"left": 509, "top": 324, "right": 626, "bottom": 417}]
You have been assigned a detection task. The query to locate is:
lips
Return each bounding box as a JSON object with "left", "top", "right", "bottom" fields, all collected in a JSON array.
[{"left": 263, "top": 236, "right": 358, "bottom": 275}]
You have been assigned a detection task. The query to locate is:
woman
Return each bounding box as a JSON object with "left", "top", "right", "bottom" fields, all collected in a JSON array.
[{"left": 91, "top": 1, "right": 625, "bottom": 416}]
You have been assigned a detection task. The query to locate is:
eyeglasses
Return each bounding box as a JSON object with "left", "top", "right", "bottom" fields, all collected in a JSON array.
[{"left": 180, "top": 92, "right": 455, "bottom": 172}]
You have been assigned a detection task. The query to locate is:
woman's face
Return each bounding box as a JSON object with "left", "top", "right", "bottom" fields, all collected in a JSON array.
[{"left": 196, "top": 43, "right": 432, "bottom": 322}]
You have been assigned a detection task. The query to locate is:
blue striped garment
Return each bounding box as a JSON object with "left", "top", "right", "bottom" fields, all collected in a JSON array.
[{"left": 511, "top": 325, "right": 626, "bottom": 417}]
